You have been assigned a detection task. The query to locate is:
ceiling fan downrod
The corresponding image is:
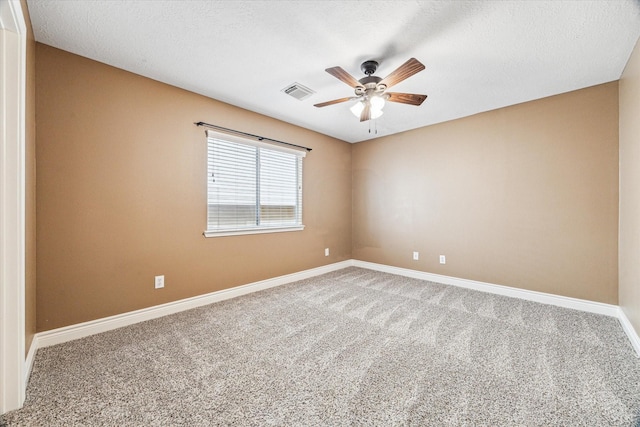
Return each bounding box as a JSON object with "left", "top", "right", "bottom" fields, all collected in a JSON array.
[{"left": 361, "top": 60, "right": 379, "bottom": 76}]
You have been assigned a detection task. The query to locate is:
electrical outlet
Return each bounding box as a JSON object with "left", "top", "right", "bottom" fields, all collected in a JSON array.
[
  {"left": 413, "top": 251, "right": 419, "bottom": 261},
  {"left": 325, "top": 248, "right": 330, "bottom": 257},
  {"left": 439, "top": 255, "right": 446, "bottom": 264},
  {"left": 154, "top": 275, "right": 164, "bottom": 289}
]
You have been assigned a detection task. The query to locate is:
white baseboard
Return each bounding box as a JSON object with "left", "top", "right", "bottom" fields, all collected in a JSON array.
[
  {"left": 352, "top": 260, "right": 620, "bottom": 317},
  {"left": 35, "top": 260, "right": 352, "bottom": 350},
  {"left": 617, "top": 307, "right": 640, "bottom": 358},
  {"left": 353, "top": 260, "right": 638, "bottom": 357},
  {"left": 27, "top": 258, "right": 639, "bottom": 390}
]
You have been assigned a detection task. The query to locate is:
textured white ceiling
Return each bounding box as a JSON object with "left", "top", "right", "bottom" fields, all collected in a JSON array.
[{"left": 27, "top": 0, "right": 640, "bottom": 143}]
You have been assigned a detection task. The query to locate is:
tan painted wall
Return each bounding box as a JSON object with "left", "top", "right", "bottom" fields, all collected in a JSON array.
[
  {"left": 352, "top": 83, "right": 619, "bottom": 304},
  {"left": 21, "top": 0, "right": 37, "bottom": 357},
  {"left": 34, "top": 39, "right": 624, "bottom": 330},
  {"left": 35, "top": 44, "right": 352, "bottom": 331},
  {"left": 619, "top": 38, "right": 640, "bottom": 333}
]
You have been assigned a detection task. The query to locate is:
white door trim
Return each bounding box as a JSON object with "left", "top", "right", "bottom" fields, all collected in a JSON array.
[{"left": 0, "top": 0, "right": 27, "bottom": 414}]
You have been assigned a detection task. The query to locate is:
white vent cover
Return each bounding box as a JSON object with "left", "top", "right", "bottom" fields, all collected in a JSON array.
[{"left": 281, "top": 83, "right": 315, "bottom": 101}]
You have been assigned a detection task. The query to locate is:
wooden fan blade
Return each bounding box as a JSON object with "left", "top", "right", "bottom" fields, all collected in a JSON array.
[
  {"left": 360, "top": 102, "right": 371, "bottom": 122},
  {"left": 325, "top": 66, "right": 363, "bottom": 88},
  {"left": 314, "top": 97, "right": 355, "bottom": 108},
  {"left": 386, "top": 92, "right": 428, "bottom": 106},
  {"left": 379, "top": 58, "right": 425, "bottom": 89}
]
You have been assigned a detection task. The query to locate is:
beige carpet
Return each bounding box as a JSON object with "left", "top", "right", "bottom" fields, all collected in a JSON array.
[{"left": 2, "top": 267, "right": 640, "bottom": 426}]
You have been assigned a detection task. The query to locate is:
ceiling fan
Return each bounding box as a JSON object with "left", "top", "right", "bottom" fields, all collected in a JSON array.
[{"left": 314, "top": 58, "right": 428, "bottom": 122}]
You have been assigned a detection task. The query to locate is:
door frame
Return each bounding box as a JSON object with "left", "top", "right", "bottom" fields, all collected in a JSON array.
[{"left": 0, "top": 0, "right": 27, "bottom": 414}]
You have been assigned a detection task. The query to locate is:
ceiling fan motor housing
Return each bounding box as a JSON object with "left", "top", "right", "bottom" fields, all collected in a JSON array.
[
  {"left": 356, "top": 61, "right": 386, "bottom": 96},
  {"left": 356, "top": 75, "right": 386, "bottom": 96}
]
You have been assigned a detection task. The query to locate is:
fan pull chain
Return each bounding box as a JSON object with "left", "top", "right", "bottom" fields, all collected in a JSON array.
[{"left": 368, "top": 119, "right": 378, "bottom": 135}]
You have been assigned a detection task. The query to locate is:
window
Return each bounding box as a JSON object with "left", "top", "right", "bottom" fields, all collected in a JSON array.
[{"left": 205, "top": 130, "right": 305, "bottom": 237}]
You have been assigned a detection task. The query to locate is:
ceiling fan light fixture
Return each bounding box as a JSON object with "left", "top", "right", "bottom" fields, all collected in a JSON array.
[
  {"left": 350, "top": 100, "right": 364, "bottom": 117},
  {"left": 350, "top": 97, "right": 385, "bottom": 120},
  {"left": 370, "top": 95, "right": 385, "bottom": 111}
]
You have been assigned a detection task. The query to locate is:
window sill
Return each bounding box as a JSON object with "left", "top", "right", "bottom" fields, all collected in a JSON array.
[{"left": 203, "top": 225, "right": 305, "bottom": 238}]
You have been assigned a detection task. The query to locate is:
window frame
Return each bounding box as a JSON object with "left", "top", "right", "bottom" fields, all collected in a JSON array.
[{"left": 204, "top": 130, "right": 306, "bottom": 238}]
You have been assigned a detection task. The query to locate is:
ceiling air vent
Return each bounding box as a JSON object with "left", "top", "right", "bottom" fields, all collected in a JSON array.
[{"left": 281, "top": 83, "right": 315, "bottom": 101}]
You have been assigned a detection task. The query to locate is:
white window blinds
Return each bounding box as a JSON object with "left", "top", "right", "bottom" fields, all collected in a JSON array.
[{"left": 205, "top": 130, "right": 305, "bottom": 237}]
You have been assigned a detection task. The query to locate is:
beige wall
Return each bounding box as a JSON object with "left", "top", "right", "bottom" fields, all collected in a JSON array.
[
  {"left": 21, "top": 0, "right": 37, "bottom": 356},
  {"left": 34, "top": 39, "right": 626, "bottom": 330},
  {"left": 353, "top": 83, "right": 619, "bottom": 304},
  {"left": 619, "top": 38, "right": 640, "bottom": 333},
  {"left": 35, "top": 44, "right": 352, "bottom": 331}
]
